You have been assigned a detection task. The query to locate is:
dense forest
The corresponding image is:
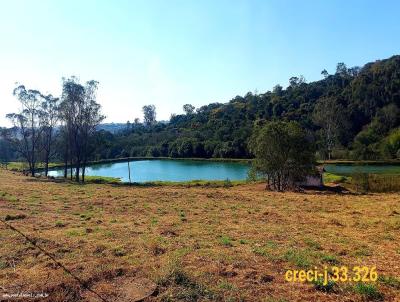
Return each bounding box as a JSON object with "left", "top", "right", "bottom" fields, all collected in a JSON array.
[
  {"left": 1, "top": 55, "right": 400, "bottom": 164},
  {"left": 90, "top": 55, "right": 400, "bottom": 161}
]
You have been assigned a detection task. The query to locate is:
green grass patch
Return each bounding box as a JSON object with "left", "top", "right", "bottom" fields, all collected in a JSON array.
[
  {"left": 354, "top": 283, "right": 383, "bottom": 300},
  {"left": 55, "top": 220, "right": 65, "bottom": 227},
  {"left": 1, "top": 192, "right": 19, "bottom": 203},
  {"left": 304, "top": 238, "right": 322, "bottom": 250},
  {"left": 378, "top": 275, "right": 400, "bottom": 289},
  {"left": 353, "top": 246, "right": 373, "bottom": 257},
  {"left": 323, "top": 172, "right": 349, "bottom": 184},
  {"left": 66, "top": 229, "right": 85, "bottom": 237},
  {"left": 124, "top": 179, "right": 248, "bottom": 187},
  {"left": 252, "top": 241, "right": 279, "bottom": 260},
  {"left": 283, "top": 248, "right": 312, "bottom": 268},
  {"left": 320, "top": 254, "right": 340, "bottom": 265},
  {"left": 219, "top": 235, "right": 233, "bottom": 247},
  {"left": 157, "top": 254, "right": 217, "bottom": 301},
  {"left": 82, "top": 175, "right": 121, "bottom": 184}
]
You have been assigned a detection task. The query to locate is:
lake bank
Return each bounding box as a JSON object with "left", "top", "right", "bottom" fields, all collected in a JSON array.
[{"left": 5, "top": 157, "right": 400, "bottom": 172}]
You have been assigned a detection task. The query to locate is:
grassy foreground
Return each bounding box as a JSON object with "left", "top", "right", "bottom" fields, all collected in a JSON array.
[{"left": 0, "top": 169, "right": 399, "bottom": 301}]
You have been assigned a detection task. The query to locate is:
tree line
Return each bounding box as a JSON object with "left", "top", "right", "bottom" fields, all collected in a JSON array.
[
  {"left": 95, "top": 55, "right": 400, "bottom": 161},
  {"left": 1, "top": 77, "right": 104, "bottom": 182}
]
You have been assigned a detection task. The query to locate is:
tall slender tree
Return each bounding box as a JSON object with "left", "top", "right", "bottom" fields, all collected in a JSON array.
[
  {"left": 39, "top": 94, "right": 60, "bottom": 176},
  {"left": 5, "top": 85, "right": 44, "bottom": 176},
  {"left": 142, "top": 105, "right": 156, "bottom": 126},
  {"left": 312, "top": 97, "right": 346, "bottom": 160},
  {"left": 59, "top": 77, "right": 104, "bottom": 183}
]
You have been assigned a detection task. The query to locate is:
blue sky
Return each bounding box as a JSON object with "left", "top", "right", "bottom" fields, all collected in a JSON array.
[{"left": 1, "top": 0, "right": 399, "bottom": 125}]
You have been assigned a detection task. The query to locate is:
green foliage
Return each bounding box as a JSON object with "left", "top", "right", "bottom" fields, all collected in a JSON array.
[
  {"left": 249, "top": 121, "right": 315, "bottom": 190},
  {"left": 380, "top": 128, "right": 400, "bottom": 159}
]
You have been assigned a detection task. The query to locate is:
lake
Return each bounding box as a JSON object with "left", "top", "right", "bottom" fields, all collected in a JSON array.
[
  {"left": 48, "top": 159, "right": 250, "bottom": 182},
  {"left": 47, "top": 160, "right": 400, "bottom": 183}
]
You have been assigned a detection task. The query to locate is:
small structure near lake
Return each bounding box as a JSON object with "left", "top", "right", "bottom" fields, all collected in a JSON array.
[{"left": 295, "top": 166, "right": 324, "bottom": 188}]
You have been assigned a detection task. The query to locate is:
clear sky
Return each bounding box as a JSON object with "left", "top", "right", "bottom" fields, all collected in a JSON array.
[{"left": 1, "top": 0, "right": 399, "bottom": 126}]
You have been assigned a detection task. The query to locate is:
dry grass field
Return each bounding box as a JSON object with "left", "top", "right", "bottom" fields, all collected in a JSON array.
[{"left": 0, "top": 169, "right": 399, "bottom": 301}]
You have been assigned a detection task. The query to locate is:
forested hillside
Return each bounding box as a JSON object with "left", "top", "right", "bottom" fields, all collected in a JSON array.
[
  {"left": 1, "top": 55, "right": 400, "bottom": 163},
  {"left": 89, "top": 55, "right": 400, "bottom": 161}
]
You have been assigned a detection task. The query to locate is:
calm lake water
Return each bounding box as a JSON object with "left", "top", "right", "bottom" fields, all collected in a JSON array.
[
  {"left": 47, "top": 160, "right": 400, "bottom": 183},
  {"left": 48, "top": 159, "right": 250, "bottom": 182}
]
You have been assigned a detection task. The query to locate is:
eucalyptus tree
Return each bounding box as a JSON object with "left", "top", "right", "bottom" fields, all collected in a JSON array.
[
  {"left": 60, "top": 77, "right": 85, "bottom": 180},
  {"left": 142, "top": 105, "right": 156, "bottom": 126},
  {"left": 183, "top": 104, "right": 195, "bottom": 115},
  {"left": 39, "top": 94, "right": 60, "bottom": 176},
  {"left": 59, "top": 77, "right": 104, "bottom": 182},
  {"left": 5, "top": 85, "right": 45, "bottom": 176},
  {"left": 80, "top": 80, "right": 105, "bottom": 182},
  {"left": 312, "top": 97, "right": 346, "bottom": 160}
]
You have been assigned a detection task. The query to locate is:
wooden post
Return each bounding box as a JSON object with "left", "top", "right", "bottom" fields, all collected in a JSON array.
[{"left": 128, "top": 159, "right": 131, "bottom": 184}]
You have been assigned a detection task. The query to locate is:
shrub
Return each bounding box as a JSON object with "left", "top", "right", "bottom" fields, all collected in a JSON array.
[{"left": 249, "top": 121, "right": 315, "bottom": 191}]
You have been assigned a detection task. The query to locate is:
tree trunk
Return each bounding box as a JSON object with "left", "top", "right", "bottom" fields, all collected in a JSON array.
[
  {"left": 82, "top": 156, "right": 87, "bottom": 183},
  {"left": 45, "top": 160, "right": 49, "bottom": 177},
  {"left": 64, "top": 156, "right": 68, "bottom": 178},
  {"left": 75, "top": 163, "right": 80, "bottom": 183},
  {"left": 44, "top": 147, "right": 50, "bottom": 177},
  {"left": 82, "top": 165, "right": 85, "bottom": 183},
  {"left": 70, "top": 157, "right": 73, "bottom": 180}
]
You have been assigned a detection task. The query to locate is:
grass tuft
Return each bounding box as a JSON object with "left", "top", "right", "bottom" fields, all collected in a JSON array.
[
  {"left": 283, "top": 248, "right": 312, "bottom": 268},
  {"left": 354, "top": 283, "right": 384, "bottom": 301},
  {"left": 312, "top": 277, "right": 336, "bottom": 293},
  {"left": 219, "top": 235, "right": 233, "bottom": 247},
  {"left": 378, "top": 275, "right": 400, "bottom": 289}
]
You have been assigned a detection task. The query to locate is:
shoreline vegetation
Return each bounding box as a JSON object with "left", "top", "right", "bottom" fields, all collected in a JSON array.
[{"left": 2, "top": 157, "right": 400, "bottom": 192}]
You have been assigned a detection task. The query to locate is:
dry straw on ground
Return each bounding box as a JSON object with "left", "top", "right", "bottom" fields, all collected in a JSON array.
[{"left": 0, "top": 169, "right": 399, "bottom": 301}]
